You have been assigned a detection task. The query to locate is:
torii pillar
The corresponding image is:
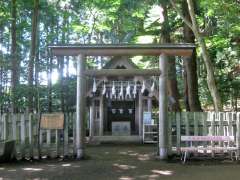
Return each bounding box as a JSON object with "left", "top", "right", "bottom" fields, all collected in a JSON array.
[
  {"left": 76, "top": 54, "right": 86, "bottom": 159},
  {"left": 158, "top": 53, "right": 168, "bottom": 159}
]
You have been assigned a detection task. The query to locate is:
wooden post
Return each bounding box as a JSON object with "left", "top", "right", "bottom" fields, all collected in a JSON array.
[
  {"left": 0, "top": 114, "right": 2, "bottom": 140},
  {"left": 47, "top": 129, "right": 51, "bottom": 157},
  {"left": 167, "top": 112, "right": 173, "bottom": 155},
  {"left": 147, "top": 97, "right": 152, "bottom": 113},
  {"left": 12, "top": 113, "right": 17, "bottom": 141},
  {"left": 72, "top": 112, "right": 76, "bottom": 156},
  {"left": 28, "top": 113, "right": 34, "bottom": 159},
  {"left": 219, "top": 112, "right": 224, "bottom": 148},
  {"left": 176, "top": 112, "right": 181, "bottom": 154},
  {"left": 99, "top": 96, "right": 104, "bottom": 136},
  {"left": 64, "top": 113, "right": 69, "bottom": 157},
  {"left": 89, "top": 100, "right": 95, "bottom": 137},
  {"left": 76, "top": 54, "right": 86, "bottom": 159},
  {"left": 237, "top": 112, "right": 240, "bottom": 158},
  {"left": 158, "top": 53, "right": 168, "bottom": 159},
  {"left": 20, "top": 114, "right": 26, "bottom": 159},
  {"left": 3, "top": 114, "right": 7, "bottom": 140},
  {"left": 55, "top": 129, "right": 59, "bottom": 157},
  {"left": 138, "top": 93, "right": 143, "bottom": 136}
]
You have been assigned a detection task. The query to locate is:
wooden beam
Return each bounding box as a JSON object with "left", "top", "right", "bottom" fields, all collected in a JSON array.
[
  {"left": 49, "top": 44, "right": 195, "bottom": 57},
  {"left": 84, "top": 69, "right": 161, "bottom": 77}
]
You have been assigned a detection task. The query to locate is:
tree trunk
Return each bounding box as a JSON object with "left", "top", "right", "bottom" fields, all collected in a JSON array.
[
  {"left": 186, "top": 0, "right": 222, "bottom": 111},
  {"left": 11, "top": 0, "right": 19, "bottom": 113},
  {"left": 28, "top": 0, "right": 39, "bottom": 112},
  {"left": 170, "top": 0, "right": 222, "bottom": 111},
  {"left": 182, "top": 0, "right": 202, "bottom": 111},
  {"left": 183, "top": 67, "right": 190, "bottom": 111},
  {"left": 58, "top": 15, "right": 67, "bottom": 112},
  {"left": 34, "top": 30, "right": 40, "bottom": 113},
  {"left": 161, "top": 4, "right": 181, "bottom": 111}
]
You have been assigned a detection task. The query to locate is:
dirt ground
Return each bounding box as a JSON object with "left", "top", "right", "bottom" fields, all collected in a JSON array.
[{"left": 0, "top": 144, "right": 240, "bottom": 180}]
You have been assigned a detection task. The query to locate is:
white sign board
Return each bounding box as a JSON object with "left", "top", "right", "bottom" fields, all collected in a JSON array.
[
  {"left": 112, "top": 122, "right": 131, "bottom": 136},
  {"left": 143, "top": 112, "right": 152, "bottom": 125}
]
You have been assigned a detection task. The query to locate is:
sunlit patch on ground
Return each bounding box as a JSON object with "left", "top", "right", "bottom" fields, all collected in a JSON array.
[
  {"left": 151, "top": 169, "right": 173, "bottom": 175},
  {"left": 113, "top": 163, "right": 136, "bottom": 170},
  {"left": 61, "top": 163, "right": 71, "bottom": 167},
  {"left": 119, "top": 176, "right": 135, "bottom": 180},
  {"left": 118, "top": 150, "right": 151, "bottom": 161},
  {"left": 22, "top": 168, "right": 43, "bottom": 172},
  {"left": 8, "top": 169, "right": 17, "bottom": 172}
]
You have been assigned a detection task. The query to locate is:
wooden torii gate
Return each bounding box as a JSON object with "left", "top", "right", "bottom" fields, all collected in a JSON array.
[{"left": 49, "top": 44, "right": 195, "bottom": 160}]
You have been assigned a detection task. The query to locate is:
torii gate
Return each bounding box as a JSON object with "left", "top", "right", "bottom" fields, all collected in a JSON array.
[{"left": 49, "top": 44, "right": 195, "bottom": 160}]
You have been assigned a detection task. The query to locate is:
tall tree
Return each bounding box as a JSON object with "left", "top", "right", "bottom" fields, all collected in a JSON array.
[
  {"left": 28, "top": 0, "right": 39, "bottom": 112},
  {"left": 10, "top": 0, "right": 19, "bottom": 113},
  {"left": 182, "top": 0, "right": 202, "bottom": 111},
  {"left": 170, "top": 0, "right": 222, "bottom": 111}
]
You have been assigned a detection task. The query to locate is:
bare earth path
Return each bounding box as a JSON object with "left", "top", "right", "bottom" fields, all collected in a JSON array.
[{"left": 0, "top": 144, "right": 240, "bottom": 180}]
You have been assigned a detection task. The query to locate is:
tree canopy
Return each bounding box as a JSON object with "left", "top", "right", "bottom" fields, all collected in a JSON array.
[{"left": 0, "top": 0, "right": 239, "bottom": 112}]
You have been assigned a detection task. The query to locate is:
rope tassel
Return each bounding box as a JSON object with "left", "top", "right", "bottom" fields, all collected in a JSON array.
[
  {"left": 92, "top": 78, "right": 97, "bottom": 93},
  {"left": 125, "top": 82, "right": 131, "bottom": 99}
]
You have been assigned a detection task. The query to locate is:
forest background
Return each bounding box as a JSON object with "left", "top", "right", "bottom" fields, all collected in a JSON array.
[{"left": 0, "top": 0, "right": 239, "bottom": 113}]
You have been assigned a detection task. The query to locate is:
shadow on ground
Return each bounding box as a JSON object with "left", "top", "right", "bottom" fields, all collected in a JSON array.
[{"left": 0, "top": 144, "right": 240, "bottom": 180}]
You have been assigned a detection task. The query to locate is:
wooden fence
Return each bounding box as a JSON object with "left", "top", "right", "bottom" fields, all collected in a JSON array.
[
  {"left": 143, "top": 112, "right": 240, "bottom": 155},
  {"left": 0, "top": 112, "right": 240, "bottom": 159}
]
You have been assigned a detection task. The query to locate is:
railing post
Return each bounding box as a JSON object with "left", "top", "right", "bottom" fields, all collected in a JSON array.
[
  {"left": 12, "top": 113, "right": 17, "bottom": 141},
  {"left": 176, "top": 112, "right": 181, "bottom": 154},
  {"left": 20, "top": 114, "right": 26, "bottom": 159},
  {"left": 3, "top": 114, "right": 7, "bottom": 140},
  {"left": 28, "top": 113, "right": 34, "bottom": 159},
  {"left": 64, "top": 113, "right": 69, "bottom": 157},
  {"left": 237, "top": 112, "right": 240, "bottom": 159},
  {"left": 47, "top": 129, "right": 51, "bottom": 157}
]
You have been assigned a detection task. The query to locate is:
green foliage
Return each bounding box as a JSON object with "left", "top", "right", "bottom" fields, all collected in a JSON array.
[{"left": 0, "top": 0, "right": 239, "bottom": 112}]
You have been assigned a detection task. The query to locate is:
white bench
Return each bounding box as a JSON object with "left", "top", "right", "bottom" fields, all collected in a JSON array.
[{"left": 180, "top": 136, "right": 238, "bottom": 163}]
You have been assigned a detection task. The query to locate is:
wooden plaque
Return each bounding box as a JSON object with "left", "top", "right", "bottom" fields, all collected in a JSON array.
[{"left": 40, "top": 113, "right": 64, "bottom": 129}]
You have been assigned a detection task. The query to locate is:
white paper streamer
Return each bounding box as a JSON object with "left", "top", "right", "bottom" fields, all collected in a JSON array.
[
  {"left": 92, "top": 78, "right": 97, "bottom": 93},
  {"left": 150, "top": 81, "right": 155, "bottom": 92},
  {"left": 111, "top": 81, "right": 116, "bottom": 99},
  {"left": 125, "top": 82, "right": 131, "bottom": 99},
  {"left": 133, "top": 81, "right": 137, "bottom": 98},
  {"left": 141, "top": 81, "right": 146, "bottom": 94},
  {"left": 119, "top": 82, "right": 124, "bottom": 100},
  {"left": 102, "top": 81, "right": 106, "bottom": 95}
]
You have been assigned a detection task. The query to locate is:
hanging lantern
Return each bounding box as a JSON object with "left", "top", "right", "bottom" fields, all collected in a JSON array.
[
  {"left": 141, "top": 81, "right": 146, "bottom": 94},
  {"left": 102, "top": 81, "right": 106, "bottom": 95},
  {"left": 125, "top": 81, "right": 131, "bottom": 99},
  {"left": 92, "top": 78, "right": 97, "bottom": 93},
  {"left": 151, "top": 81, "right": 155, "bottom": 92},
  {"left": 133, "top": 81, "right": 137, "bottom": 98}
]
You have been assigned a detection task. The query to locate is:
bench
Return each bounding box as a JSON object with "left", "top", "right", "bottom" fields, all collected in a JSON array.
[
  {"left": 180, "top": 136, "right": 238, "bottom": 163},
  {"left": 0, "top": 140, "right": 16, "bottom": 163}
]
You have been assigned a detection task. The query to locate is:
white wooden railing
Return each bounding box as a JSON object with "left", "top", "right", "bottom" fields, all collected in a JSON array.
[
  {"left": 0, "top": 112, "right": 239, "bottom": 159},
  {"left": 144, "top": 112, "right": 240, "bottom": 154}
]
